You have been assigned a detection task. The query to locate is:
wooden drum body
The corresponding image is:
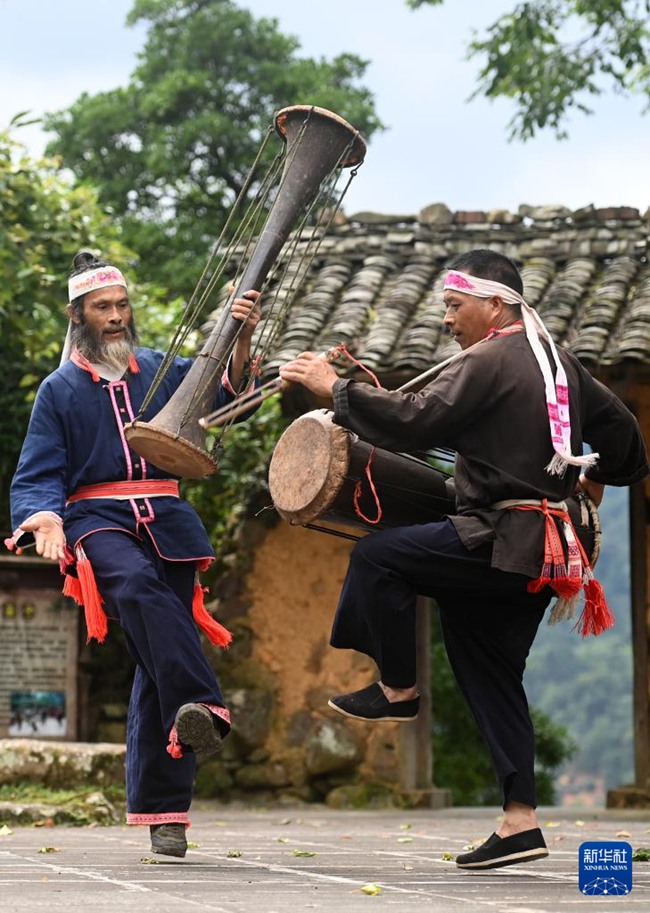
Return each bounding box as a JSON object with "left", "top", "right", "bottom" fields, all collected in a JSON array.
[{"left": 268, "top": 410, "right": 455, "bottom": 533}]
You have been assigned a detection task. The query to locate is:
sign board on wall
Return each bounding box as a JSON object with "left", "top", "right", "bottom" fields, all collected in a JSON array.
[{"left": 0, "top": 559, "right": 79, "bottom": 741}]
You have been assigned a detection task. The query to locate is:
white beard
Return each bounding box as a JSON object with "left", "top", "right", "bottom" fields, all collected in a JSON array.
[{"left": 98, "top": 338, "right": 133, "bottom": 374}]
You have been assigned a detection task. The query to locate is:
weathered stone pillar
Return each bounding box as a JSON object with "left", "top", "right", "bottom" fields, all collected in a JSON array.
[{"left": 398, "top": 596, "right": 452, "bottom": 808}]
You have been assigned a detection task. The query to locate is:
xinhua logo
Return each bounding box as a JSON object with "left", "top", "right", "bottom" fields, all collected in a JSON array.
[{"left": 578, "top": 841, "right": 632, "bottom": 895}]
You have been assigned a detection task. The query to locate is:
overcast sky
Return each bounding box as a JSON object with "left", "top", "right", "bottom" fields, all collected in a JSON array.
[{"left": 1, "top": 0, "right": 649, "bottom": 217}]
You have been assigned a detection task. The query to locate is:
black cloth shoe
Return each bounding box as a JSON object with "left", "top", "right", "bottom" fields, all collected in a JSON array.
[
  {"left": 328, "top": 682, "right": 420, "bottom": 722},
  {"left": 174, "top": 703, "right": 223, "bottom": 758},
  {"left": 150, "top": 823, "right": 188, "bottom": 858},
  {"left": 455, "top": 828, "right": 549, "bottom": 870}
]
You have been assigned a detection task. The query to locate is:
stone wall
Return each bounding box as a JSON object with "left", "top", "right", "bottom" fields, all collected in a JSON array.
[{"left": 197, "top": 520, "right": 429, "bottom": 808}]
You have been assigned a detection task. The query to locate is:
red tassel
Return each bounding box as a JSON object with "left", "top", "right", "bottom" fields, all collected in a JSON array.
[
  {"left": 527, "top": 574, "right": 551, "bottom": 594},
  {"left": 166, "top": 725, "right": 183, "bottom": 759},
  {"left": 192, "top": 584, "right": 232, "bottom": 648},
  {"left": 62, "top": 572, "right": 83, "bottom": 605},
  {"left": 573, "top": 578, "right": 615, "bottom": 637},
  {"left": 76, "top": 551, "right": 109, "bottom": 644}
]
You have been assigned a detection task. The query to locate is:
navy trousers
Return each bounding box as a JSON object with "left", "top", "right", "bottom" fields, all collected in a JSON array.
[
  {"left": 82, "top": 530, "right": 228, "bottom": 823},
  {"left": 330, "top": 519, "right": 552, "bottom": 807}
]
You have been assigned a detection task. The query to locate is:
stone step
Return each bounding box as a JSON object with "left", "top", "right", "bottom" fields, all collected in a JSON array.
[{"left": 0, "top": 738, "right": 125, "bottom": 789}]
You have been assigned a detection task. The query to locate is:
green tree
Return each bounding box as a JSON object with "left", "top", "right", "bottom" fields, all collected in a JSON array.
[
  {"left": 408, "top": 1, "right": 650, "bottom": 140},
  {"left": 0, "top": 125, "right": 131, "bottom": 529},
  {"left": 0, "top": 122, "right": 191, "bottom": 531},
  {"left": 44, "top": 0, "right": 383, "bottom": 296}
]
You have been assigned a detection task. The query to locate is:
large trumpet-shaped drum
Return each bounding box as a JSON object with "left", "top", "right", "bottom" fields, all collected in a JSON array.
[
  {"left": 124, "top": 106, "right": 366, "bottom": 479},
  {"left": 268, "top": 410, "right": 455, "bottom": 533}
]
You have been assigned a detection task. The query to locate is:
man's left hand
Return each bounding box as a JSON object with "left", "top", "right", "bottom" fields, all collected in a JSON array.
[
  {"left": 230, "top": 289, "right": 261, "bottom": 342},
  {"left": 577, "top": 474, "right": 604, "bottom": 507}
]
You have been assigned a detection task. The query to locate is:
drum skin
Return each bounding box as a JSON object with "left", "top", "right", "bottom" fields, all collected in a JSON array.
[{"left": 268, "top": 410, "right": 455, "bottom": 532}]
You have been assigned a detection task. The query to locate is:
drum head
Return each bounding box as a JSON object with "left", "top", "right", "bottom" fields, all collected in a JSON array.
[
  {"left": 125, "top": 422, "right": 217, "bottom": 479},
  {"left": 268, "top": 411, "right": 350, "bottom": 524}
]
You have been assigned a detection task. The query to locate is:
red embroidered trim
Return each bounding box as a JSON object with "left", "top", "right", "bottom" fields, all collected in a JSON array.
[
  {"left": 70, "top": 348, "right": 140, "bottom": 380},
  {"left": 487, "top": 320, "right": 524, "bottom": 339},
  {"left": 126, "top": 812, "right": 190, "bottom": 826}
]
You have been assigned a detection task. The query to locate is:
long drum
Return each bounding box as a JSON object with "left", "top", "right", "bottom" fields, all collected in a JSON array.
[{"left": 268, "top": 410, "right": 455, "bottom": 532}]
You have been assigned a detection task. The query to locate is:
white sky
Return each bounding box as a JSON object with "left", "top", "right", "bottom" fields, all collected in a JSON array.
[{"left": 1, "top": 0, "right": 649, "bottom": 217}]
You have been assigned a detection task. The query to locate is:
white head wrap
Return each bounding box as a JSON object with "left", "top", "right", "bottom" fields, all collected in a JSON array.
[
  {"left": 443, "top": 269, "right": 599, "bottom": 476},
  {"left": 61, "top": 265, "right": 128, "bottom": 364},
  {"left": 68, "top": 266, "right": 127, "bottom": 303}
]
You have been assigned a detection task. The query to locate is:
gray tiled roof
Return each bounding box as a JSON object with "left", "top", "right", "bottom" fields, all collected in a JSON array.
[{"left": 250, "top": 203, "right": 650, "bottom": 384}]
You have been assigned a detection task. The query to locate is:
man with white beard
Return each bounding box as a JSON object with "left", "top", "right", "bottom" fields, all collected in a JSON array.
[{"left": 6, "top": 250, "right": 261, "bottom": 858}]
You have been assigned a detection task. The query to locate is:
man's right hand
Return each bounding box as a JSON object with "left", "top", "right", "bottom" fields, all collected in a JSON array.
[{"left": 8, "top": 512, "right": 66, "bottom": 562}]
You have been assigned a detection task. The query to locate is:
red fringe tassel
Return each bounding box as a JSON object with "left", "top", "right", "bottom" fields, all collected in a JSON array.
[
  {"left": 62, "top": 549, "right": 108, "bottom": 644},
  {"left": 192, "top": 584, "right": 232, "bottom": 648},
  {"left": 573, "top": 578, "right": 615, "bottom": 637},
  {"left": 520, "top": 501, "right": 614, "bottom": 638}
]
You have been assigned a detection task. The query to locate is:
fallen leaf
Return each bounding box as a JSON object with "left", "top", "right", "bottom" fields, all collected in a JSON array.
[
  {"left": 277, "top": 837, "right": 290, "bottom": 843},
  {"left": 616, "top": 830, "right": 631, "bottom": 838},
  {"left": 227, "top": 850, "right": 242, "bottom": 858},
  {"left": 38, "top": 847, "right": 59, "bottom": 854},
  {"left": 441, "top": 851, "right": 454, "bottom": 861},
  {"left": 397, "top": 837, "right": 413, "bottom": 843},
  {"left": 462, "top": 840, "right": 483, "bottom": 851},
  {"left": 360, "top": 883, "right": 382, "bottom": 895},
  {"left": 403, "top": 863, "right": 414, "bottom": 871},
  {"left": 290, "top": 850, "right": 317, "bottom": 857},
  {"left": 0, "top": 825, "right": 13, "bottom": 837},
  {"left": 544, "top": 821, "right": 560, "bottom": 828},
  {"left": 575, "top": 820, "right": 585, "bottom": 827},
  {"left": 632, "top": 847, "right": 650, "bottom": 862},
  {"left": 140, "top": 857, "right": 160, "bottom": 864},
  {"left": 399, "top": 823, "right": 412, "bottom": 830},
  {"left": 187, "top": 841, "right": 200, "bottom": 848}
]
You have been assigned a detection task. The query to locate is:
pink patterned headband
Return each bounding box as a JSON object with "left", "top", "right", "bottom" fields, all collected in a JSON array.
[
  {"left": 443, "top": 269, "right": 598, "bottom": 476},
  {"left": 444, "top": 270, "right": 526, "bottom": 307},
  {"left": 68, "top": 266, "right": 127, "bottom": 303}
]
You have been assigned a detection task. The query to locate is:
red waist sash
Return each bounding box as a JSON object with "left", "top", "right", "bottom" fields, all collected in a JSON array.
[{"left": 67, "top": 480, "right": 180, "bottom": 503}]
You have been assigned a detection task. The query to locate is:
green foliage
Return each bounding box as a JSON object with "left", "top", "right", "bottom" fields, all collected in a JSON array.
[
  {"left": 430, "top": 609, "right": 576, "bottom": 805},
  {"left": 44, "top": 0, "right": 384, "bottom": 296},
  {"left": 182, "top": 395, "right": 290, "bottom": 579},
  {"left": 408, "top": 0, "right": 650, "bottom": 140},
  {"left": 0, "top": 127, "right": 135, "bottom": 528}
]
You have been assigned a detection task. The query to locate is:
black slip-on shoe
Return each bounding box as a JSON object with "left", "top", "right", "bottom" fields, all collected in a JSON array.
[
  {"left": 150, "top": 823, "right": 188, "bottom": 858},
  {"left": 174, "top": 703, "right": 223, "bottom": 758},
  {"left": 328, "top": 682, "right": 420, "bottom": 722},
  {"left": 455, "top": 828, "right": 549, "bottom": 870}
]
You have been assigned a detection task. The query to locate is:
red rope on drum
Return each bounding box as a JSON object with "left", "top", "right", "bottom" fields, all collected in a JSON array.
[
  {"left": 329, "top": 346, "right": 384, "bottom": 526},
  {"left": 329, "top": 343, "right": 381, "bottom": 388},
  {"left": 353, "top": 446, "right": 383, "bottom": 525}
]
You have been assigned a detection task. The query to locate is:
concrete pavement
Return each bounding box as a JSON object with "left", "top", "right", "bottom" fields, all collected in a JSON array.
[{"left": 1, "top": 803, "right": 649, "bottom": 911}]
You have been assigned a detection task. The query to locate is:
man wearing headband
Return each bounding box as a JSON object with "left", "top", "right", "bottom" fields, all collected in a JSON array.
[
  {"left": 6, "top": 250, "right": 262, "bottom": 859},
  {"left": 280, "top": 248, "right": 647, "bottom": 870}
]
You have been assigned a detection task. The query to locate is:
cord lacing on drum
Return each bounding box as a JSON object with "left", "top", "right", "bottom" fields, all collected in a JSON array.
[{"left": 330, "top": 344, "right": 383, "bottom": 525}]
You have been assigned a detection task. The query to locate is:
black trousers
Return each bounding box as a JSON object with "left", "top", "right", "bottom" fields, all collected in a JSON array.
[{"left": 330, "top": 519, "right": 552, "bottom": 808}]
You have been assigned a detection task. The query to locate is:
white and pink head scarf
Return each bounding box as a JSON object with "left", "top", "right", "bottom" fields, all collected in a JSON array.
[
  {"left": 68, "top": 266, "right": 127, "bottom": 303},
  {"left": 61, "top": 265, "right": 128, "bottom": 365},
  {"left": 443, "top": 269, "right": 599, "bottom": 476}
]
